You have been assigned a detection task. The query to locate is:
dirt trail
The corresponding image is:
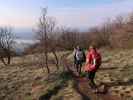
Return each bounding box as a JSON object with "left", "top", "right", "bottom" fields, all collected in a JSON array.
[
  {"left": 75, "top": 77, "right": 122, "bottom": 100},
  {"left": 62, "top": 53, "right": 122, "bottom": 100}
]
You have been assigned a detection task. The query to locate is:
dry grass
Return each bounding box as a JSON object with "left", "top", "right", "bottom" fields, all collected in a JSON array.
[
  {"left": 0, "top": 49, "right": 133, "bottom": 100},
  {"left": 0, "top": 51, "right": 77, "bottom": 100},
  {"left": 96, "top": 49, "right": 133, "bottom": 99}
]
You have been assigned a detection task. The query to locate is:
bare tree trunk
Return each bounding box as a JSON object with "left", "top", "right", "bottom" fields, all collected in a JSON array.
[
  {"left": 0, "top": 57, "right": 7, "bottom": 66},
  {"left": 45, "top": 51, "right": 50, "bottom": 73},
  {"left": 7, "top": 56, "right": 11, "bottom": 65},
  {"left": 6, "top": 50, "right": 11, "bottom": 65},
  {"left": 52, "top": 50, "right": 59, "bottom": 70},
  {"left": 44, "top": 26, "right": 50, "bottom": 73}
]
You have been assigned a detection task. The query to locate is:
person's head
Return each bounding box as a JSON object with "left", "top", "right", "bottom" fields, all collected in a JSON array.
[
  {"left": 89, "top": 43, "right": 97, "bottom": 51},
  {"left": 76, "top": 46, "right": 80, "bottom": 50}
]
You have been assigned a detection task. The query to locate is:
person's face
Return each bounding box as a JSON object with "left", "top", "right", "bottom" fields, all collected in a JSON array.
[
  {"left": 77, "top": 46, "right": 80, "bottom": 50},
  {"left": 89, "top": 46, "right": 93, "bottom": 50}
]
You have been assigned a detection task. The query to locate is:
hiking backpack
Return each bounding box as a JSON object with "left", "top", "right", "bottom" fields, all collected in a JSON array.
[
  {"left": 75, "top": 50, "right": 86, "bottom": 62},
  {"left": 92, "top": 52, "right": 101, "bottom": 67}
]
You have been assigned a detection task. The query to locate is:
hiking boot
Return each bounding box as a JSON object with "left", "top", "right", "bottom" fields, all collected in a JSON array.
[{"left": 88, "top": 81, "right": 94, "bottom": 88}]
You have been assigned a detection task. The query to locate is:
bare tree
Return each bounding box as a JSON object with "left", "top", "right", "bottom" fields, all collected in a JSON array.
[
  {"left": 114, "top": 16, "right": 124, "bottom": 29},
  {"left": 0, "top": 27, "right": 15, "bottom": 65},
  {"left": 58, "top": 27, "right": 79, "bottom": 50},
  {"left": 47, "top": 17, "right": 60, "bottom": 70},
  {"left": 36, "top": 8, "right": 50, "bottom": 73},
  {"left": 35, "top": 8, "right": 60, "bottom": 73}
]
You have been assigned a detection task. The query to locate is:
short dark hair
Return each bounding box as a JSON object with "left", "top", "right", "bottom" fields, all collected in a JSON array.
[{"left": 90, "top": 42, "right": 97, "bottom": 49}]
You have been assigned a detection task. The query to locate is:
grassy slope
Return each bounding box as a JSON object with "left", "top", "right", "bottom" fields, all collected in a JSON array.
[
  {"left": 98, "top": 49, "right": 133, "bottom": 99},
  {"left": 0, "top": 49, "right": 133, "bottom": 100},
  {"left": 0, "top": 51, "right": 80, "bottom": 100}
]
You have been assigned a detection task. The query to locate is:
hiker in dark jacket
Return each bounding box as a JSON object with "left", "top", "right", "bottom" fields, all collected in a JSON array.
[{"left": 74, "top": 46, "right": 86, "bottom": 75}]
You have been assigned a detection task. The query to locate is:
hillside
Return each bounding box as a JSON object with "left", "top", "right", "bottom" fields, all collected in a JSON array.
[{"left": 0, "top": 49, "right": 133, "bottom": 100}]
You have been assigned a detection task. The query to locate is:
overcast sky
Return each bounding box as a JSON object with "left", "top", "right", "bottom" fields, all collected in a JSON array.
[{"left": 0, "top": 0, "right": 133, "bottom": 30}]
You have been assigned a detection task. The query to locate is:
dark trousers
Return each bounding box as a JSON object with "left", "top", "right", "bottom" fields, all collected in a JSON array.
[
  {"left": 87, "top": 71, "right": 97, "bottom": 89},
  {"left": 75, "top": 60, "right": 82, "bottom": 74}
]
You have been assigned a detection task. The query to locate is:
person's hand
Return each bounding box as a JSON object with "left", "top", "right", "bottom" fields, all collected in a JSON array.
[
  {"left": 86, "top": 59, "right": 89, "bottom": 65},
  {"left": 85, "top": 62, "right": 89, "bottom": 65}
]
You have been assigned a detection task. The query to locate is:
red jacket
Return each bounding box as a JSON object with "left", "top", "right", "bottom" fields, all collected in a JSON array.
[{"left": 84, "top": 49, "right": 101, "bottom": 72}]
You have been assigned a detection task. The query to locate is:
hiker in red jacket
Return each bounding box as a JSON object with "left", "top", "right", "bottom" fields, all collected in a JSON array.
[{"left": 84, "top": 45, "right": 101, "bottom": 91}]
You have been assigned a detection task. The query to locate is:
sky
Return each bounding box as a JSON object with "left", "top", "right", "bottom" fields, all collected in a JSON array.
[{"left": 0, "top": 0, "right": 133, "bottom": 38}]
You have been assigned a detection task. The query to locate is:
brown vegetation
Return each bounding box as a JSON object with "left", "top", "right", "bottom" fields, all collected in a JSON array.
[{"left": 26, "top": 11, "right": 133, "bottom": 52}]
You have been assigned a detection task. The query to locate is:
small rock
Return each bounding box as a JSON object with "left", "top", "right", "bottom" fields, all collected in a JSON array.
[
  {"left": 98, "top": 84, "right": 108, "bottom": 93},
  {"left": 34, "top": 76, "right": 42, "bottom": 80}
]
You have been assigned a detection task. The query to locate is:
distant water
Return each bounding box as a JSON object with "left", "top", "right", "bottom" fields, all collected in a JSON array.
[
  {"left": 15, "top": 27, "right": 34, "bottom": 40},
  {"left": 14, "top": 39, "right": 36, "bottom": 44},
  {"left": 13, "top": 39, "right": 38, "bottom": 55},
  {"left": 12, "top": 27, "right": 36, "bottom": 55}
]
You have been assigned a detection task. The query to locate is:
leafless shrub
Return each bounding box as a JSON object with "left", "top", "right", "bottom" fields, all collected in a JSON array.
[{"left": 0, "top": 27, "right": 15, "bottom": 65}]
